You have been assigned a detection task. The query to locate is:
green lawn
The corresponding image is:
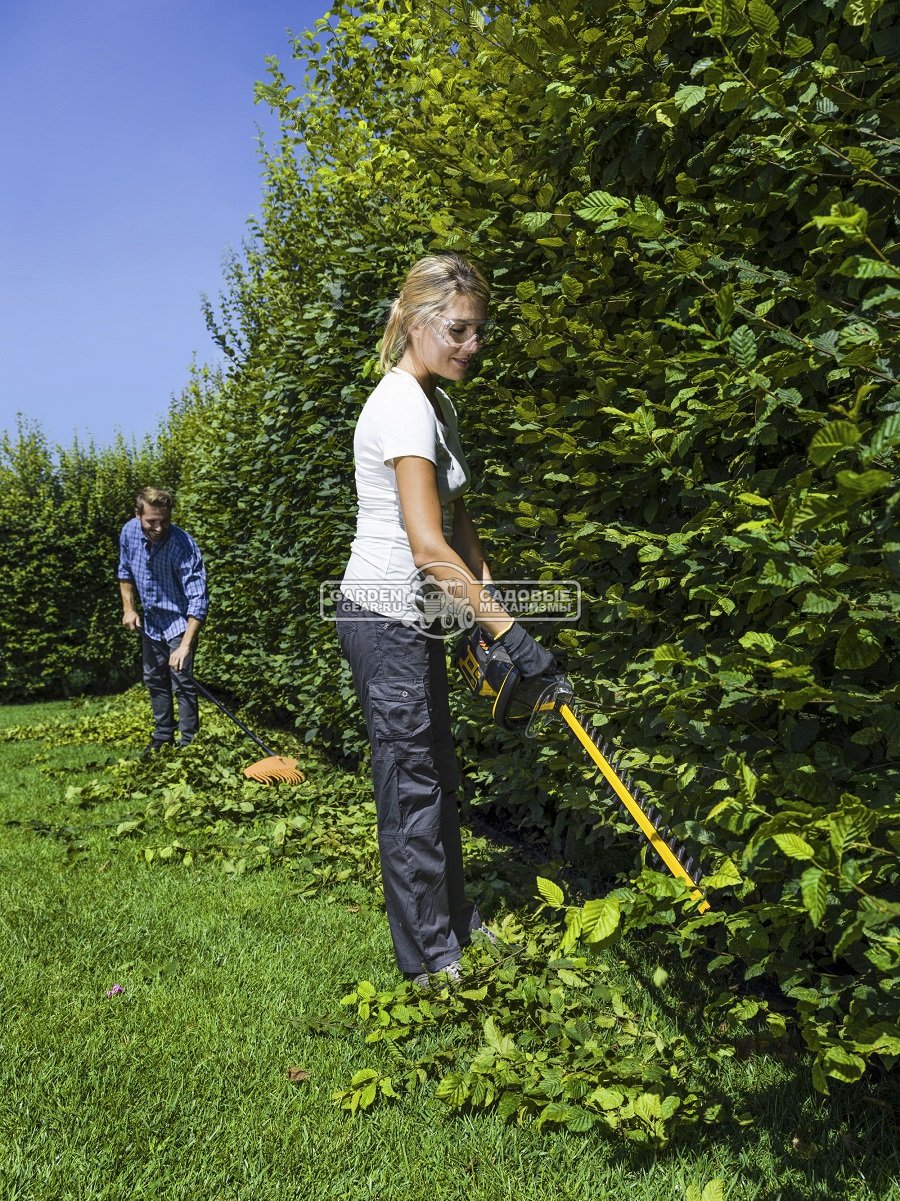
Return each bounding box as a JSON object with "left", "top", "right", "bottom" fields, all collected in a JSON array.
[{"left": 0, "top": 696, "right": 897, "bottom": 1201}]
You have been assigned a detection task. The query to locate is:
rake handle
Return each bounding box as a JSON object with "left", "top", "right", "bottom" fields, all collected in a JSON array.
[{"left": 190, "top": 676, "right": 276, "bottom": 759}]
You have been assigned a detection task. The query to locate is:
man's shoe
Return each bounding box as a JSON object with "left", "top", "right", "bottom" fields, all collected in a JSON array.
[{"left": 141, "top": 738, "right": 173, "bottom": 758}]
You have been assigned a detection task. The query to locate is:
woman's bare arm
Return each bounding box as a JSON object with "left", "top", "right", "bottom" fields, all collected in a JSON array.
[
  {"left": 394, "top": 455, "right": 510, "bottom": 636},
  {"left": 450, "top": 498, "right": 494, "bottom": 584}
]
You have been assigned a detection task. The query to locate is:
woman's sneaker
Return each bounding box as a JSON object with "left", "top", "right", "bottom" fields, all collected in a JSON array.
[
  {"left": 472, "top": 922, "right": 499, "bottom": 946},
  {"left": 408, "top": 960, "right": 463, "bottom": 990}
]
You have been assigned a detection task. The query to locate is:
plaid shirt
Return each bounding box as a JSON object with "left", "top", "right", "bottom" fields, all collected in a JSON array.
[{"left": 117, "top": 518, "right": 209, "bottom": 641}]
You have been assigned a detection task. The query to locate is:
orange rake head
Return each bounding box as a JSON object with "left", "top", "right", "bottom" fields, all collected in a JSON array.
[{"left": 243, "top": 756, "right": 305, "bottom": 785}]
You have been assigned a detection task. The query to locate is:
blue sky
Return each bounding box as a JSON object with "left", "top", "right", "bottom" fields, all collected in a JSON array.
[{"left": 0, "top": 0, "right": 327, "bottom": 449}]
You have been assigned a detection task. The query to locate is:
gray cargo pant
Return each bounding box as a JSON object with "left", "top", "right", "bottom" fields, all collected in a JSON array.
[
  {"left": 336, "top": 595, "right": 480, "bottom": 975},
  {"left": 142, "top": 633, "right": 199, "bottom": 744}
]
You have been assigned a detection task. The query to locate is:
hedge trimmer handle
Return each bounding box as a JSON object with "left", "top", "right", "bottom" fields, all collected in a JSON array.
[{"left": 454, "top": 624, "right": 572, "bottom": 732}]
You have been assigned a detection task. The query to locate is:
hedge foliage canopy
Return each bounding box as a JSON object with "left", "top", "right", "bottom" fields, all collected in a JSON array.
[
  {"left": 2, "top": 0, "right": 898, "bottom": 1091},
  {"left": 196, "top": 0, "right": 900, "bottom": 1091}
]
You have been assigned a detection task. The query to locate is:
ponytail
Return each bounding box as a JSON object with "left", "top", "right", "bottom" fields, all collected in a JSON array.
[{"left": 379, "top": 298, "right": 407, "bottom": 373}]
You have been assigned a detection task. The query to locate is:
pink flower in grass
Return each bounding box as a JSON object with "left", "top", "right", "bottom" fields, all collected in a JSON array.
[{"left": 105, "top": 983, "right": 125, "bottom": 997}]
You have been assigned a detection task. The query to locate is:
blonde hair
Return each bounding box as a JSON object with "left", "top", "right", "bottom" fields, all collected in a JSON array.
[
  {"left": 135, "top": 486, "right": 174, "bottom": 514},
  {"left": 379, "top": 253, "right": 491, "bottom": 372}
]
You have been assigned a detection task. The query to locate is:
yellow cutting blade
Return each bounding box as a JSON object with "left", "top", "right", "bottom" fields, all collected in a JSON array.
[{"left": 558, "top": 702, "right": 710, "bottom": 913}]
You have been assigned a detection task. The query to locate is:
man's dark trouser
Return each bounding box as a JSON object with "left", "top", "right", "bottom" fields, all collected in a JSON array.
[
  {"left": 336, "top": 596, "right": 480, "bottom": 975},
  {"left": 142, "top": 633, "right": 199, "bottom": 745}
]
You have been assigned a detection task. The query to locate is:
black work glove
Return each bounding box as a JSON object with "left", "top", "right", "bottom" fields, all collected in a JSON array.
[{"left": 496, "top": 622, "right": 559, "bottom": 680}]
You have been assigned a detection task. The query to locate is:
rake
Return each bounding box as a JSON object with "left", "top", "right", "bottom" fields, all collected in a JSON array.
[{"left": 191, "top": 677, "right": 304, "bottom": 785}]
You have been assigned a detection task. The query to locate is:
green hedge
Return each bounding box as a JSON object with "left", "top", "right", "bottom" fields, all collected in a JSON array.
[
  {"left": 182, "top": 0, "right": 898, "bottom": 1089},
  {"left": 0, "top": 421, "right": 179, "bottom": 700},
  {"left": 2, "top": 0, "right": 897, "bottom": 1090}
]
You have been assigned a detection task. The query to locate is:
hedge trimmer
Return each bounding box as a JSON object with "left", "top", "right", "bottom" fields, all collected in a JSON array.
[{"left": 455, "top": 627, "right": 710, "bottom": 913}]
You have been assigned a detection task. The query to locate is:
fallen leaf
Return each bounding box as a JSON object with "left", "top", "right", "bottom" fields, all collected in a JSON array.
[
  {"left": 287, "top": 1067, "right": 310, "bottom": 1085},
  {"left": 791, "top": 1135, "right": 821, "bottom": 1159}
]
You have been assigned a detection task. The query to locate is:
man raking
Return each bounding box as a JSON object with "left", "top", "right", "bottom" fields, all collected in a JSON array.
[{"left": 117, "top": 486, "right": 209, "bottom": 753}]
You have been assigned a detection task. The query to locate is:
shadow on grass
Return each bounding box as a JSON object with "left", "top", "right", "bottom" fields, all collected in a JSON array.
[{"left": 696, "top": 1060, "right": 900, "bottom": 1201}]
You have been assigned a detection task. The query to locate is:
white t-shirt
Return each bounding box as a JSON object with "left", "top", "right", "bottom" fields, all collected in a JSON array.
[{"left": 340, "top": 367, "right": 471, "bottom": 622}]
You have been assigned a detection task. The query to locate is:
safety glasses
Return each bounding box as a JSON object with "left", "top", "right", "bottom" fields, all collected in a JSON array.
[{"left": 429, "top": 317, "right": 495, "bottom": 348}]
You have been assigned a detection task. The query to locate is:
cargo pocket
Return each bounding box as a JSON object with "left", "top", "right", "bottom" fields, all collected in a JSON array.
[{"left": 368, "top": 678, "right": 431, "bottom": 750}]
